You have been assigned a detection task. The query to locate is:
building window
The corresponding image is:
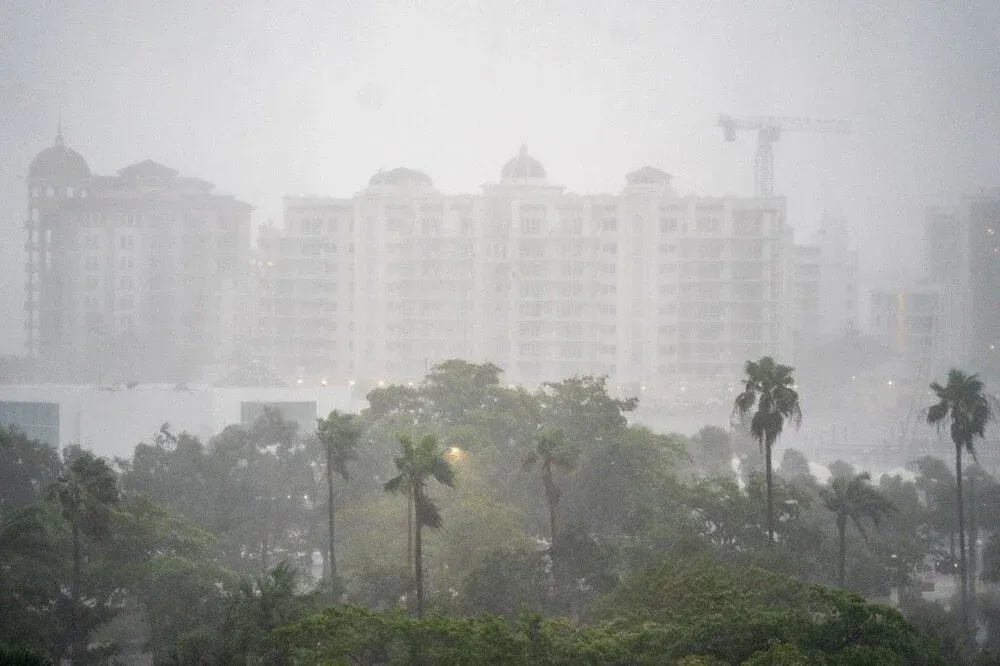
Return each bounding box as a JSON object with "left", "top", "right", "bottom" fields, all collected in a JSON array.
[
  {"left": 562, "top": 218, "right": 583, "bottom": 236},
  {"left": 520, "top": 217, "right": 542, "bottom": 235},
  {"left": 120, "top": 235, "right": 133, "bottom": 250},
  {"left": 696, "top": 218, "right": 720, "bottom": 233},
  {"left": 659, "top": 217, "right": 678, "bottom": 233}
]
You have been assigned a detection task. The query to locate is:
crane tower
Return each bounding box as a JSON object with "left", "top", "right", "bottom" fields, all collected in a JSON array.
[{"left": 718, "top": 114, "right": 851, "bottom": 198}]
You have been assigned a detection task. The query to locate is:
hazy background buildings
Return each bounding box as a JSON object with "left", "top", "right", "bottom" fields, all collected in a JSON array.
[{"left": 3, "top": 2, "right": 1000, "bottom": 466}]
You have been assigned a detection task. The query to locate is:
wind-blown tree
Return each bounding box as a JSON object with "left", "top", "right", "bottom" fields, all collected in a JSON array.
[
  {"left": 0, "top": 425, "right": 62, "bottom": 511},
  {"left": 383, "top": 434, "right": 456, "bottom": 617},
  {"left": 926, "top": 368, "right": 996, "bottom": 634},
  {"left": 48, "top": 448, "right": 120, "bottom": 663},
  {"left": 314, "top": 410, "right": 362, "bottom": 585},
  {"left": 731, "top": 356, "right": 803, "bottom": 545},
  {"left": 522, "top": 428, "right": 579, "bottom": 543},
  {"left": 821, "top": 472, "right": 896, "bottom": 589}
]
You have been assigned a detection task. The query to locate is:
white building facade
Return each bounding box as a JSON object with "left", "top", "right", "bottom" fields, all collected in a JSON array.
[
  {"left": 253, "top": 148, "right": 794, "bottom": 403},
  {"left": 24, "top": 130, "right": 253, "bottom": 383}
]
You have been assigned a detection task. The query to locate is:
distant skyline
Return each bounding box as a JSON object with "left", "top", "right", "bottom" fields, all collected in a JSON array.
[{"left": 3, "top": 1, "right": 999, "bottom": 354}]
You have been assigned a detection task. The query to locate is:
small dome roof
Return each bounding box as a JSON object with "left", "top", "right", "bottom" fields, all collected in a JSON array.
[
  {"left": 29, "top": 129, "right": 90, "bottom": 182},
  {"left": 626, "top": 166, "right": 672, "bottom": 186},
  {"left": 368, "top": 167, "right": 433, "bottom": 188},
  {"left": 501, "top": 145, "right": 546, "bottom": 181}
]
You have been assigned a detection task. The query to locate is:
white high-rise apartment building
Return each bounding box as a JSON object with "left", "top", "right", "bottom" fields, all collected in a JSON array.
[
  {"left": 253, "top": 147, "right": 792, "bottom": 401},
  {"left": 24, "top": 130, "right": 253, "bottom": 382}
]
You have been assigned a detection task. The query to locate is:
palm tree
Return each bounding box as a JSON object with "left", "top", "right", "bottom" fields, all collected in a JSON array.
[
  {"left": 48, "top": 449, "right": 119, "bottom": 663},
  {"left": 522, "top": 428, "right": 579, "bottom": 543},
  {"left": 926, "top": 368, "right": 996, "bottom": 634},
  {"left": 731, "top": 356, "right": 802, "bottom": 545},
  {"left": 383, "top": 433, "right": 455, "bottom": 617},
  {"left": 821, "top": 472, "right": 895, "bottom": 588},
  {"left": 314, "top": 410, "right": 362, "bottom": 585}
]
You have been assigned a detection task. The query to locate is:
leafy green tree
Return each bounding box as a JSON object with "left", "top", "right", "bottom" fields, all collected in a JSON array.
[
  {"left": 203, "top": 410, "right": 313, "bottom": 573},
  {"left": 459, "top": 546, "right": 551, "bottom": 617},
  {"left": 911, "top": 455, "right": 958, "bottom": 562},
  {"left": 779, "top": 448, "right": 812, "bottom": 482},
  {"left": 48, "top": 448, "right": 120, "bottom": 663},
  {"left": 690, "top": 426, "right": 734, "bottom": 477},
  {"left": 383, "top": 433, "right": 456, "bottom": 617},
  {"left": 594, "top": 558, "right": 953, "bottom": 664},
  {"left": 0, "top": 426, "right": 62, "bottom": 512},
  {"left": 522, "top": 428, "right": 578, "bottom": 542},
  {"left": 731, "top": 356, "right": 803, "bottom": 545},
  {"left": 223, "top": 561, "right": 317, "bottom": 662},
  {"left": 821, "top": 472, "right": 896, "bottom": 588},
  {"left": 422, "top": 360, "right": 503, "bottom": 426},
  {"left": 0, "top": 502, "right": 67, "bottom": 657},
  {"left": 538, "top": 375, "right": 637, "bottom": 451},
  {"left": 926, "top": 368, "right": 996, "bottom": 633},
  {"left": 314, "top": 409, "right": 362, "bottom": 585}
]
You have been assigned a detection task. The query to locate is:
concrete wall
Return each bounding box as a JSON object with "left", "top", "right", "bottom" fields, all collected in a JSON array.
[{"left": 0, "top": 383, "right": 355, "bottom": 459}]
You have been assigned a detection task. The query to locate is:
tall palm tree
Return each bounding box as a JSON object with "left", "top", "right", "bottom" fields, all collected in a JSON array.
[
  {"left": 383, "top": 433, "right": 455, "bottom": 617},
  {"left": 522, "top": 428, "right": 579, "bottom": 543},
  {"left": 731, "top": 356, "right": 802, "bottom": 545},
  {"left": 314, "top": 410, "right": 362, "bottom": 585},
  {"left": 821, "top": 471, "right": 895, "bottom": 588},
  {"left": 48, "top": 449, "right": 119, "bottom": 663},
  {"left": 926, "top": 368, "right": 996, "bottom": 634}
]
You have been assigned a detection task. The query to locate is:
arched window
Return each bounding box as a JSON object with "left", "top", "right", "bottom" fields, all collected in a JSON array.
[{"left": 66, "top": 186, "right": 75, "bottom": 198}]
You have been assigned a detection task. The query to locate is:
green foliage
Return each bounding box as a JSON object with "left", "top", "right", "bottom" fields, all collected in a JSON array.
[
  {"left": 459, "top": 546, "right": 551, "bottom": 617},
  {"left": 822, "top": 471, "right": 896, "bottom": 588},
  {"left": 595, "top": 558, "right": 951, "bottom": 664},
  {"left": 0, "top": 648, "right": 51, "bottom": 665},
  {"left": 927, "top": 369, "right": 995, "bottom": 455},
  {"left": 0, "top": 426, "right": 62, "bottom": 511},
  {"left": 0, "top": 359, "right": 981, "bottom": 661},
  {"left": 315, "top": 409, "right": 362, "bottom": 481},
  {"left": 731, "top": 356, "right": 803, "bottom": 545}
]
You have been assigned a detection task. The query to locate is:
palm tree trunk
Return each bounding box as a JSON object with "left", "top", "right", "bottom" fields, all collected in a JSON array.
[
  {"left": 548, "top": 498, "right": 557, "bottom": 547},
  {"left": 544, "top": 462, "right": 557, "bottom": 544},
  {"left": 262, "top": 532, "right": 270, "bottom": 573},
  {"left": 955, "top": 447, "right": 970, "bottom": 636},
  {"left": 71, "top": 514, "right": 83, "bottom": 663},
  {"left": 837, "top": 515, "right": 847, "bottom": 589},
  {"left": 407, "top": 490, "right": 413, "bottom": 574},
  {"left": 326, "top": 443, "right": 337, "bottom": 583},
  {"left": 414, "top": 484, "right": 424, "bottom": 618},
  {"left": 969, "top": 471, "right": 977, "bottom": 602},
  {"left": 764, "top": 438, "right": 774, "bottom": 545}
]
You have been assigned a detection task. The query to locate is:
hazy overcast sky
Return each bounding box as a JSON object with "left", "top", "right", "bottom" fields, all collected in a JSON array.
[{"left": 2, "top": 1, "right": 999, "bottom": 352}]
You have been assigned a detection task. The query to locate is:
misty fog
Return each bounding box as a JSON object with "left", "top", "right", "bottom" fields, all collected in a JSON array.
[{"left": 3, "top": 2, "right": 1000, "bottom": 664}]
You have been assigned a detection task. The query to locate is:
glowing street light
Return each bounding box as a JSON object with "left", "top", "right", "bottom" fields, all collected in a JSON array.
[{"left": 445, "top": 446, "right": 467, "bottom": 463}]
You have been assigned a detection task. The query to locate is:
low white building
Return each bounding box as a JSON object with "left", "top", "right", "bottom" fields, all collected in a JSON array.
[{"left": 0, "top": 380, "right": 354, "bottom": 459}]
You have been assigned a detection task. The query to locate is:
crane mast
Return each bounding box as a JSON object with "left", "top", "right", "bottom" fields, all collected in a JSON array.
[{"left": 718, "top": 114, "right": 850, "bottom": 198}]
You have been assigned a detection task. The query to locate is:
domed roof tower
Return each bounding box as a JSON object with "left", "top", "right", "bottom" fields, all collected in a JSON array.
[
  {"left": 28, "top": 125, "right": 91, "bottom": 184},
  {"left": 500, "top": 145, "right": 547, "bottom": 183},
  {"left": 368, "top": 167, "right": 434, "bottom": 188}
]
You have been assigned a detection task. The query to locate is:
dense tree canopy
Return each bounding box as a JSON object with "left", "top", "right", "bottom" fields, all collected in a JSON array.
[{"left": 2, "top": 359, "right": 999, "bottom": 663}]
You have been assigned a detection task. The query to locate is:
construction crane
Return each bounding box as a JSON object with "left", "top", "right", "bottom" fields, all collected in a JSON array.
[{"left": 717, "top": 114, "right": 851, "bottom": 198}]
